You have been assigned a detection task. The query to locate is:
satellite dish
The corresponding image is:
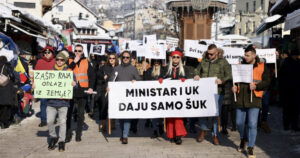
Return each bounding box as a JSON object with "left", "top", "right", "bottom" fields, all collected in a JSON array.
[{"left": 191, "top": 0, "right": 211, "bottom": 11}]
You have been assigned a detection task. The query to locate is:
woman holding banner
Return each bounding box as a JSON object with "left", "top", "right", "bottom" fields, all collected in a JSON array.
[
  {"left": 143, "top": 59, "right": 164, "bottom": 138},
  {"left": 96, "top": 53, "right": 118, "bottom": 133},
  {"left": 159, "top": 50, "right": 190, "bottom": 145}
]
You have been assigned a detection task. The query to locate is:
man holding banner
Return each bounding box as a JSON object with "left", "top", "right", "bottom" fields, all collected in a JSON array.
[
  {"left": 110, "top": 51, "right": 141, "bottom": 144},
  {"left": 194, "top": 44, "right": 231, "bottom": 145},
  {"left": 232, "top": 47, "right": 270, "bottom": 158}
]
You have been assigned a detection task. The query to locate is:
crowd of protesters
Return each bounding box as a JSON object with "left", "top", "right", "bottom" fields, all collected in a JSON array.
[{"left": 0, "top": 40, "right": 299, "bottom": 158}]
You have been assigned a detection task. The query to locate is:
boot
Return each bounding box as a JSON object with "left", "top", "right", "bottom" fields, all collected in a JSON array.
[
  {"left": 260, "top": 121, "right": 271, "bottom": 133},
  {"left": 48, "top": 137, "right": 58, "bottom": 150},
  {"left": 237, "top": 139, "right": 247, "bottom": 152},
  {"left": 65, "top": 131, "right": 72, "bottom": 143},
  {"left": 58, "top": 142, "right": 65, "bottom": 152},
  {"left": 175, "top": 136, "right": 182, "bottom": 145},
  {"left": 122, "top": 138, "right": 128, "bottom": 144},
  {"left": 212, "top": 135, "right": 220, "bottom": 145},
  {"left": 151, "top": 130, "right": 159, "bottom": 139},
  {"left": 196, "top": 130, "right": 206, "bottom": 142},
  {"left": 38, "top": 121, "right": 47, "bottom": 127},
  {"left": 247, "top": 147, "right": 256, "bottom": 158}
]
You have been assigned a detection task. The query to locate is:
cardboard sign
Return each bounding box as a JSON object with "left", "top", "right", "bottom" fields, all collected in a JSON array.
[
  {"left": 34, "top": 70, "right": 73, "bottom": 99},
  {"left": 184, "top": 40, "right": 207, "bottom": 58},
  {"left": 90, "top": 44, "right": 105, "bottom": 55},
  {"left": 108, "top": 78, "right": 219, "bottom": 119},
  {"left": 256, "top": 49, "right": 276, "bottom": 63},
  {"left": 231, "top": 64, "right": 253, "bottom": 83},
  {"left": 223, "top": 47, "right": 244, "bottom": 64}
]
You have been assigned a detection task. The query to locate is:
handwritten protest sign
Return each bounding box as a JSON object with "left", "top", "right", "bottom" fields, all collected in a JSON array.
[
  {"left": 184, "top": 40, "right": 207, "bottom": 58},
  {"left": 231, "top": 64, "right": 253, "bottom": 83},
  {"left": 166, "top": 36, "right": 179, "bottom": 51},
  {"left": 90, "top": 44, "right": 105, "bottom": 55},
  {"left": 223, "top": 47, "right": 244, "bottom": 64},
  {"left": 34, "top": 70, "right": 73, "bottom": 99},
  {"left": 256, "top": 49, "right": 276, "bottom": 63},
  {"left": 108, "top": 78, "right": 218, "bottom": 119}
]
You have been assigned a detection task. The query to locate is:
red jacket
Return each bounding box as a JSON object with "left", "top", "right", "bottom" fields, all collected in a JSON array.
[{"left": 34, "top": 56, "right": 55, "bottom": 70}]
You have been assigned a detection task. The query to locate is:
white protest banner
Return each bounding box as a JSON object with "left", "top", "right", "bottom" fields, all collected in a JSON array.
[
  {"left": 108, "top": 78, "right": 219, "bottom": 119},
  {"left": 143, "top": 34, "right": 157, "bottom": 46},
  {"left": 33, "top": 70, "right": 73, "bottom": 99},
  {"left": 90, "top": 44, "right": 105, "bottom": 55},
  {"left": 223, "top": 47, "right": 244, "bottom": 64},
  {"left": 136, "top": 45, "right": 146, "bottom": 57},
  {"left": 231, "top": 64, "right": 253, "bottom": 83},
  {"left": 73, "top": 43, "right": 88, "bottom": 57},
  {"left": 256, "top": 48, "right": 276, "bottom": 63},
  {"left": 184, "top": 40, "right": 207, "bottom": 58},
  {"left": 166, "top": 36, "right": 179, "bottom": 51}
]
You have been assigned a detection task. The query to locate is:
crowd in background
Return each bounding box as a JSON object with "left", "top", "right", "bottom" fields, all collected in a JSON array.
[{"left": 0, "top": 40, "right": 299, "bottom": 157}]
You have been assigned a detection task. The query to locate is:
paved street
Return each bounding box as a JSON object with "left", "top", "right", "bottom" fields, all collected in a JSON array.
[{"left": 0, "top": 102, "right": 299, "bottom": 158}]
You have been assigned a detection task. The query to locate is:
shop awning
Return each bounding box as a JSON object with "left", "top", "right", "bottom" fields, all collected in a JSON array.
[
  {"left": 270, "top": 0, "right": 289, "bottom": 15},
  {"left": 256, "top": 14, "right": 285, "bottom": 34},
  {"left": 284, "top": 8, "right": 300, "bottom": 31}
]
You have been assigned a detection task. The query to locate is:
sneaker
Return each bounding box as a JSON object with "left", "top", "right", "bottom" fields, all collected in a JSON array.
[
  {"left": 38, "top": 121, "right": 47, "bottom": 127},
  {"left": 237, "top": 139, "right": 246, "bottom": 152},
  {"left": 247, "top": 147, "right": 256, "bottom": 158}
]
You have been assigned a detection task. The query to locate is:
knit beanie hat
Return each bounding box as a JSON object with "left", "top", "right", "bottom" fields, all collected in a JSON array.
[{"left": 56, "top": 51, "right": 68, "bottom": 62}]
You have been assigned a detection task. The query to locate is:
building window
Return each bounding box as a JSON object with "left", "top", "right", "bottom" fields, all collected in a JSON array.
[
  {"left": 14, "top": 2, "right": 35, "bottom": 8},
  {"left": 253, "top": 22, "right": 256, "bottom": 33},
  {"left": 253, "top": 1, "right": 256, "bottom": 12},
  {"left": 246, "top": 2, "right": 249, "bottom": 13},
  {"left": 239, "top": 29, "right": 242, "bottom": 35},
  {"left": 58, "top": 6, "right": 63, "bottom": 12}
]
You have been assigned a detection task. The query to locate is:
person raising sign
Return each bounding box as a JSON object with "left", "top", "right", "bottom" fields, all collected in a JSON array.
[
  {"left": 232, "top": 46, "right": 270, "bottom": 158},
  {"left": 158, "top": 50, "right": 190, "bottom": 145}
]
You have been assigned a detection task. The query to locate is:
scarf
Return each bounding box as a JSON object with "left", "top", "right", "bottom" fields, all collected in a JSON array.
[{"left": 54, "top": 64, "right": 67, "bottom": 70}]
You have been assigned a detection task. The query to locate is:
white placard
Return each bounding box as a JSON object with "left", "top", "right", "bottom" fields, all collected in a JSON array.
[
  {"left": 184, "top": 40, "right": 207, "bottom": 58},
  {"left": 256, "top": 49, "right": 276, "bottom": 63},
  {"left": 90, "top": 44, "right": 105, "bottom": 55},
  {"left": 72, "top": 43, "right": 88, "bottom": 57},
  {"left": 143, "top": 34, "right": 157, "bottom": 46},
  {"left": 0, "top": 48, "right": 14, "bottom": 62},
  {"left": 144, "top": 44, "right": 166, "bottom": 59},
  {"left": 223, "top": 47, "right": 244, "bottom": 64},
  {"left": 108, "top": 78, "right": 219, "bottom": 119},
  {"left": 166, "top": 36, "right": 179, "bottom": 51},
  {"left": 232, "top": 64, "right": 253, "bottom": 83},
  {"left": 136, "top": 45, "right": 145, "bottom": 57}
]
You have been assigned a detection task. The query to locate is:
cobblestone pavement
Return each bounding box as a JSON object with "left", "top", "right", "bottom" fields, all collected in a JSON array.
[{"left": 0, "top": 103, "right": 299, "bottom": 158}]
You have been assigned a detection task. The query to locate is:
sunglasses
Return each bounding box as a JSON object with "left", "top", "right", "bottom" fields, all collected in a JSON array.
[
  {"left": 208, "top": 53, "right": 215, "bottom": 56},
  {"left": 122, "top": 56, "right": 130, "bottom": 59},
  {"left": 74, "top": 50, "right": 82, "bottom": 52},
  {"left": 44, "top": 51, "right": 52, "bottom": 54},
  {"left": 56, "top": 58, "right": 65, "bottom": 62},
  {"left": 172, "top": 56, "right": 181, "bottom": 59},
  {"left": 109, "top": 58, "right": 116, "bottom": 60}
]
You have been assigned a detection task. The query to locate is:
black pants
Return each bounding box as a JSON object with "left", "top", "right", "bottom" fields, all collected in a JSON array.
[
  {"left": 282, "top": 94, "right": 300, "bottom": 130},
  {"left": 0, "top": 105, "right": 12, "bottom": 127},
  {"left": 66, "top": 97, "right": 86, "bottom": 137},
  {"left": 221, "top": 104, "right": 236, "bottom": 130},
  {"left": 98, "top": 91, "right": 108, "bottom": 120}
]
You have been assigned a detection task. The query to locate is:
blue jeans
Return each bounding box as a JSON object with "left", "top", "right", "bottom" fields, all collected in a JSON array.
[
  {"left": 199, "top": 95, "right": 223, "bottom": 136},
  {"left": 40, "top": 99, "right": 47, "bottom": 122},
  {"left": 120, "top": 119, "right": 131, "bottom": 138},
  {"left": 236, "top": 108, "right": 260, "bottom": 147}
]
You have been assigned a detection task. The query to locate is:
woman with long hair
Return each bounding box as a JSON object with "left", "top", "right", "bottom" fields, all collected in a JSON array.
[
  {"left": 96, "top": 53, "right": 118, "bottom": 132},
  {"left": 158, "top": 51, "right": 189, "bottom": 145}
]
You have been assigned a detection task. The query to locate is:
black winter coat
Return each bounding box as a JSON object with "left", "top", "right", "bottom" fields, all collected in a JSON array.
[{"left": 0, "top": 63, "right": 17, "bottom": 106}]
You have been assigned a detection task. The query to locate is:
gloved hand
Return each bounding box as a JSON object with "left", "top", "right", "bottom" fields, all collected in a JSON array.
[
  {"left": 180, "top": 78, "right": 186, "bottom": 82},
  {"left": 158, "top": 78, "right": 163, "bottom": 84}
]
